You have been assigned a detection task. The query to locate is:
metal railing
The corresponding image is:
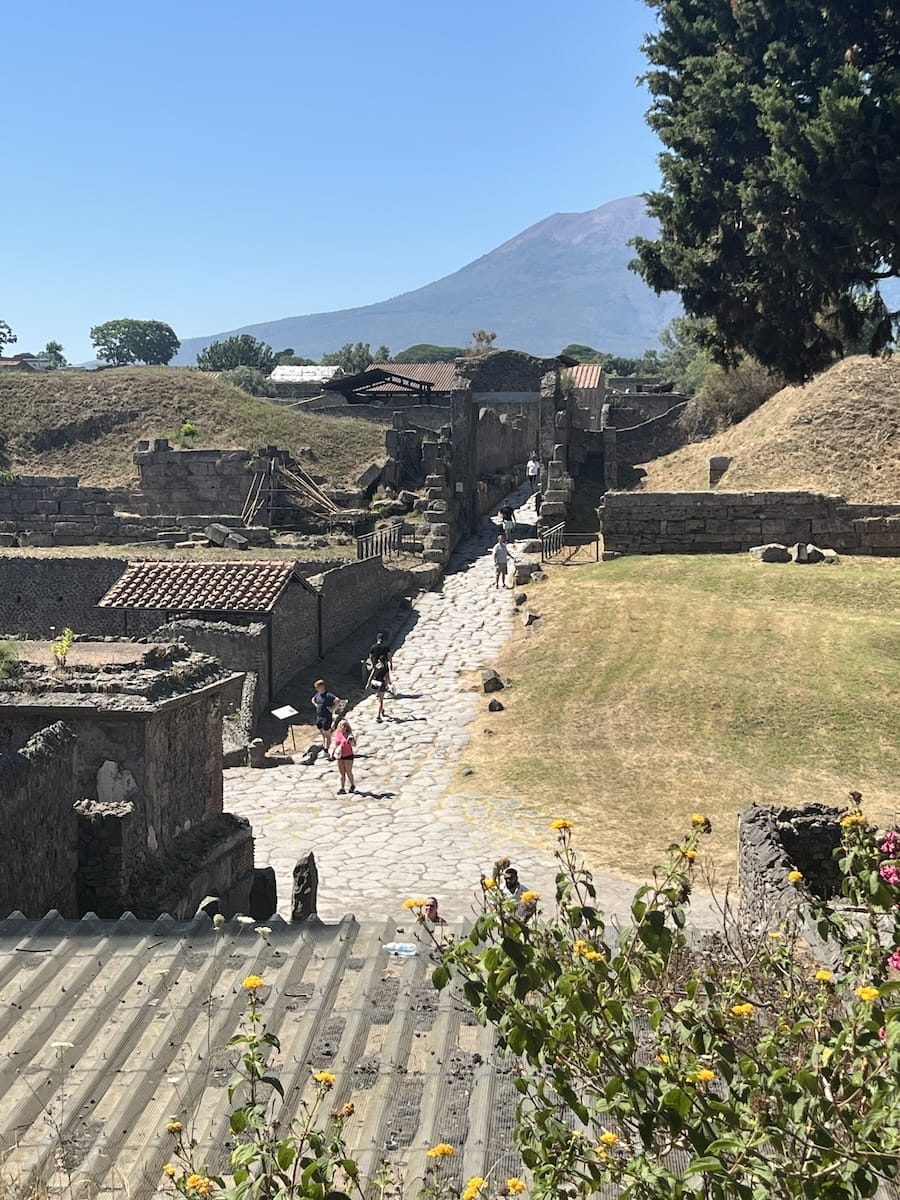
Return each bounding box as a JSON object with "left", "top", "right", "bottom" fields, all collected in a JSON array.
[
  {"left": 356, "top": 520, "right": 406, "bottom": 561},
  {"left": 541, "top": 523, "right": 600, "bottom": 565}
]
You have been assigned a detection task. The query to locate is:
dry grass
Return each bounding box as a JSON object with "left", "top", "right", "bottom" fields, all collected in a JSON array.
[
  {"left": 640, "top": 355, "right": 900, "bottom": 502},
  {"left": 458, "top": 554, "right": 900, "bottom": 884},
  {"left": 0, "top": 367, "right": 385, "bottom": 487}
]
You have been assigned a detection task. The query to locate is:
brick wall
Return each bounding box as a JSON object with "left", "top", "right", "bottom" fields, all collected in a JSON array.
[
  {"left": 0, "top": 722, "right": 79, "bottom": 918},
  {"left": 600, "top": 491, "right": 900, "bottom": 555}
]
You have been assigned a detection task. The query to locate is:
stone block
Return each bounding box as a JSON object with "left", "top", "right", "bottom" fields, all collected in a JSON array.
[
  {"left": 789, "top": 542, "right": 809, "bottom": 563},
  {"left": 250, "top": 866, "right": 278, "bottom": 920},
  {"left": 291, "top": 852, "right": 318, "bottom": 922},
  {"left": 522, "top": 609, "right": 540, "bottom": 627},
  {"left": 482, "top": 670, "right": 505, "bottom": 693},
  {"left": 224, "top": 532, "right": 250, "bottom": 550},
  {"left": 36, "top": 499, "right": 59, "bottom": 514},
  {"left": 749, "top": 543, "right": 791, "bottom": 563},
  {"left": 427, "top": 499, "right": 448, "bottom": 515},
  {"left": 205, "top": 522, "right": 231, "bottom": 546},
  {"left": 0, "top": 532, "right": 18, "bottom": 546},
  {"left": 422, "top": 549, "right": 445, "bottom": 564}
]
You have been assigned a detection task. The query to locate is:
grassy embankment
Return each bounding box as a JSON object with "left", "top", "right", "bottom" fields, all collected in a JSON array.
[
  {"left": 459, "top": 554, "right": 900, "bottom": 882},
  {"left": 0, "top": 367, "right": 385, "bottom": 487}
]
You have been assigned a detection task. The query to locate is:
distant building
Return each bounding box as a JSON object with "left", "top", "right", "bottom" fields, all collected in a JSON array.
[
  {"left": 269, "top": 364, "right": 342, "bottom": 401},
  {"left": 0, "top": 356, "right": 37, "bottom": 372}
]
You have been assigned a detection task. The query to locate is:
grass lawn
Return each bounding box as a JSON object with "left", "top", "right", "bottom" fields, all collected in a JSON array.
[{"left": 458, "top": 554, "right": 900, "bottom": 882}]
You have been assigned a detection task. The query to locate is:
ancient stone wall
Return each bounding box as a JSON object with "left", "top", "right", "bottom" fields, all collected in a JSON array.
[
  {"left": 0, "top": 476, "right": 185, "bottom": 546},
  {"left": 0, "top": 722, "right": 80, "bottom": 918},
  {"left": 153, "top": 619, "right": 270, "bottom": 725},
  {"left": 737, "top": 804, "right": 845, "bottom": 960},
  {"left": 133, "top": 441, "right": 258, "bottom": 516},
  {"left": 270, "top": 582, "right": 320, "bottom": 691},
  {"left": 473, "top": 403, "right": 538, "bottom": 478},
  {"left": 0, "top": 555, "right": 164, "bottom": 638},
  {"left": 600, "top": 491, "right": 900, "bottom": 555},
  {"left": 311, "top": 557, "right": 415, "bottom": 655}
]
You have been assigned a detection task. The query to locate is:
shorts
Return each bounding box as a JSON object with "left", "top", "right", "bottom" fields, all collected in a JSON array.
[
  {"left": 371, "top": 679, "right": 388, "bottom": 693},
  {"left": 502, "top": 520, "right": 514, "bottom": 534},
  {"left": 316, "top": 716, "right": 333, "bottom": 732},
  {"left": 337, "top": 754, "right": 354, "bottom": 762}
]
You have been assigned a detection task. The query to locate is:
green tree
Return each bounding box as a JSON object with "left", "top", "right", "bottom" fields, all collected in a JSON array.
[
  {"left": 44, "top": 340, "right": 67, "bottom": 370},
  {"left": 374, "top": 344, "right": 391, "bottom": 362},
  {"left": 559, "top": 343, "right": 604, "bottom": 362},
  {"left": 0, "top": 320, "right": 17, "bottom": 356},
  {"left": 430, "top": 810, "right": 900, "bottom": 1200},
  {"left": 196, "top": 335, "right": 276, "bottom": 374},
  {"left": 321, "top": 342, "right": 375, "bottom": 374},
  {"left": 393, "top": 343, "right": 464, "bottom": 363},
  {"left": 274, "top": 347, "right": 316, "bottom": 367},
  {"left": 632, "top": 0, "right": 900, "bottom": 382},
  {"left": 90, "top": 318, "right": 180, "bottom": 366},
  {"left": 220, "top": 366, "right": 275, "bottom": 397}
]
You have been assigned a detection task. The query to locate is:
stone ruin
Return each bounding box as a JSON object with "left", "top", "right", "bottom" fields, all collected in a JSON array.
[{"left": 0, "top": 643, "right": 260, "bottom": 920}]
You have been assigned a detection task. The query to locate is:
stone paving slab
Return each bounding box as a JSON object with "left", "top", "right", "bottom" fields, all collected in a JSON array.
[{"left": 225, "top": 488, "right": 719, "bottom": 929}]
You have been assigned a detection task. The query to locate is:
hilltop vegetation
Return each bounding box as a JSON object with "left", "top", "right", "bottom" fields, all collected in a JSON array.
[
  {"left": 0, "top": 367, "right": 384, "bottom": 487},
  {"left": 641, "top": 356, "right": 900, "bottom": 502}
]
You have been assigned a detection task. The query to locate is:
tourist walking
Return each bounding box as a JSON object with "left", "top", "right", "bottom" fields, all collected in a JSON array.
[
  {"left": 492, "top": 534, "right": 516, "bottom": 589},
  {"left": 311, "top": 679, "right": 342, "bottom": 753},
  {"left": 499, "top": 501, "right": 516, "bottom": 543},
  {"left": 526, "top": 452, "right": 540, "bottom": 492},
  {"left": 367, "top": 655, "right": 392, "bottom": 722},
  {"left": 331, "top": 718, "right": 356, "bottom": 794}
]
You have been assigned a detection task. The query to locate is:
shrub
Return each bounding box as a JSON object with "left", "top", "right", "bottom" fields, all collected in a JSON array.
[
  {"left": 428, "top": 806, "right": 900, "bottom": 1200},
  {"left": 50, "top": 627, "right": 75, "bottom": 669},
  {"left": 680, "top": 360, "right": 784, "bottom": 439},
  {"left": 220, "top": 366, "right": 275, "bottom": 397},
  {"left": 0, "top": 639, "right": 20, "bottom": 681}
]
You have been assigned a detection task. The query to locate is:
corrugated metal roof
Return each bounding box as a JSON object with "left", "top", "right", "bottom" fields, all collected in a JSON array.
[
  {"left": 270, "top": 365, "right": 340, "bottom": 384},
  {"left": 0, "top": 912, "right": 520, "bottom": 1198},
  {"left": 370, "top": 363, "right": 462, "bottom": 391},
  {"left": 98, "top": 561, "right": 306, "bottom": 613},
  {"left": 563, "top": 362, "right": 605, "bottom": 390}
]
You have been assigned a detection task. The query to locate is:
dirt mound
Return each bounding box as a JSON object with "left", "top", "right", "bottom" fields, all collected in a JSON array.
[
  {"left": 639, "top": 356, "right": 900, "bottom": 502},
  {"left": 0, "top": 367, "right": 384, "bottom": 487}
]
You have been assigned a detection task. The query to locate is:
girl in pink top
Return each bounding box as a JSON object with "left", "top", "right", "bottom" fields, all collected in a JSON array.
[{"left": 331, "top": 718, "right": 356, "bottom": 795}]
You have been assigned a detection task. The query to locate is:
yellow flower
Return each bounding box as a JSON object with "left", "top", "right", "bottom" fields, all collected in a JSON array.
[
  {"left": 598, "top": 1131, "right": 619, "bottom": 1146},
  {"left": 584, "top": 949, "right": 605, "bottom": 962},
  {"left": 166, "top": 1120, "right": 183, "bottom": 1134},
  {"left": 730, "top": 1002, "right": 754, "bottom": 1018},
  {"left": 242, "top": 975, "right": 265, "bottom": 991},
  {"left": 856, "top": 985, "right": 880, "bottom": 1003},
  {"left": 340, "top": 1102, "right": 355, "bottom": 1117},
  {"left": 185, "top": 1175, "right": 215, "bottom": 1196},
  {"left": 163, "top": 1164, "right": 177, "bottom": 1179},
  {"left": 690, "top": 1068, "right": 716, "bottom": 1084},
  {"left": 767, "top": 931, "right": 782, "bottom": 940},
  {"left": 426, "top": 1143, "right": 455, "bottom": 1158},
  {"left": 507, "top": 1179, "right": 526, "bottom": 1195},
  {"left": 403, "top": 897, "right": 429, "bottom": 910},
  {"left": 573, "top": 939, "right": 588, "bottom": 955},
  {"left": 815, "top": 969, "right": 833, "bottom": 983},
  {"left": 520, "top": 890, "right": 540, "bottom": 903},
  {"left": 462, "top": 1177, "right": 485, "bottom": 1200},
  {"left": 550, "top": 819, "right": 573, "bottom": 831},
  {"left": 314, "top": 1071, "right": 336, "bottom": 1087},
  {"left": 657, "top": 1052, "right": 670, "bottom": 1064},
  {"left": 787, "top": 870, "right": 803, "bottom": 884},
  {"left": 691, "top": 814, "right": 712, "bottom": 833},
  {"left": 482, "top": 878, "right": 497, "bottom": 889},
  {"left": 680, "top": 847, "right": 697, "bottom": 862},
  {"left": 841, "top": 811, "right": 867, "bottom": 829}
]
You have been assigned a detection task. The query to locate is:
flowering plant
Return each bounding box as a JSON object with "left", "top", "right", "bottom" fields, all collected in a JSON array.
[{"left": 430, "top": 806, "right": 900, "bottom": 1200}]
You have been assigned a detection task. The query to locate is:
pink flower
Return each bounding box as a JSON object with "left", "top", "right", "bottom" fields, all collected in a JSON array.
[
  {"left": 888, "top": 948, "right": 900, "bottom": 972},
  {"left": 880, "top": 863, "right": 900, "bottom": 886},
  {"left": 878, "top": 1025, "right": 886, "bottom": 1042},
  {"left": 880, "top": 830, "right": 900, "bottom": 857}
]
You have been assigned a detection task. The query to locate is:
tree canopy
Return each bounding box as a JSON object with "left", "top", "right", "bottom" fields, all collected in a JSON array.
[
  {"left": 0, "top": 320, "right": 17, "bottom": 356},
  {"left": 393, "top": 343, "right": 464, "bottom": 363},
  {"left": 196, "top": 335, "right": 276, "bottom": 374},
  {"left": 44, "top": 340, "right": 67, "bottom": 370},
  {"left": 90, "top": 319, "right": 180, "bottom": 366},
  {"left": 632, "top": 0, "right": 900, "bottom": 382},
  {"left": 320, "top": 342, "right": 377, "bottom": 374}
]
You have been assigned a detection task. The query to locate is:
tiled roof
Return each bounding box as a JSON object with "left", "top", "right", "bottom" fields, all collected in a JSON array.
[
  {"left": 370, "top": 362, "right": 462, "bottom": 391},
  {"left": 98, "top": 560, "right": 307, "bottom": 612},
  {"left": 0, "top": 913, "right": 519, "bottom": 1197},
  {"left": 564, "top": 362, "right": 605, "bottom": 390}
]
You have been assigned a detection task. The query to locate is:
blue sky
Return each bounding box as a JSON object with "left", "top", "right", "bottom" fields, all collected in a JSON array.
[{"left": 3, "top": 0, "right": 661, "bottom": 362}]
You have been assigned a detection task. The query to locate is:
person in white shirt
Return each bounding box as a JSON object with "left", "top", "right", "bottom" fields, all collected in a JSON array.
[
  {"left": 526, "top": 452, "right": 540, "bottom": 492},
  {"left": 492, "top": 534, "right": 515, "bottom": 589}
]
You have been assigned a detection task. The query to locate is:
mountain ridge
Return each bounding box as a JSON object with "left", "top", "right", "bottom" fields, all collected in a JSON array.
[{"left": 174, "top": 196, "right": 681, "bottom": 364}]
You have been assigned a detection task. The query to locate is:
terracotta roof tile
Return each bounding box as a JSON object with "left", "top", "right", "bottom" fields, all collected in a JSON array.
[{"left": 98, "top": 560, "right": 303, "bottom": 612}]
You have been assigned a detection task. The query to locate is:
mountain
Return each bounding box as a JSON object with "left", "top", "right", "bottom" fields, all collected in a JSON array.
[{"left": 174, "top": 196, "right": 682, "bottom": 365}]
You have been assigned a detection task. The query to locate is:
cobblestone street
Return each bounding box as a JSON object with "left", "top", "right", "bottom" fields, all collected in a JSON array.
[{"left": 225, "top": 489, "right": 714, "bottom": 926}]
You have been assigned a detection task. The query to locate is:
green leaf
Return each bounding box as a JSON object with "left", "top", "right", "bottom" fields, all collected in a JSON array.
[
  {"left": 686, "top": 1155, "right": 724, "bottom": 1175},
  {"left": 261, "top": 1074, "right": 285, "bottom": 1098},
  {"left": 276, "top": 1140, "right": 296, "bottom": 1170},
  {"left": 432, "top": 965, "right": 450, "bottom": 989},
  {"left": 662, "top": 1086, "right": 692, "bottom": 1120},
  {"left": 230, "top": 1107, "right": 248, "bottom": 1134}
]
